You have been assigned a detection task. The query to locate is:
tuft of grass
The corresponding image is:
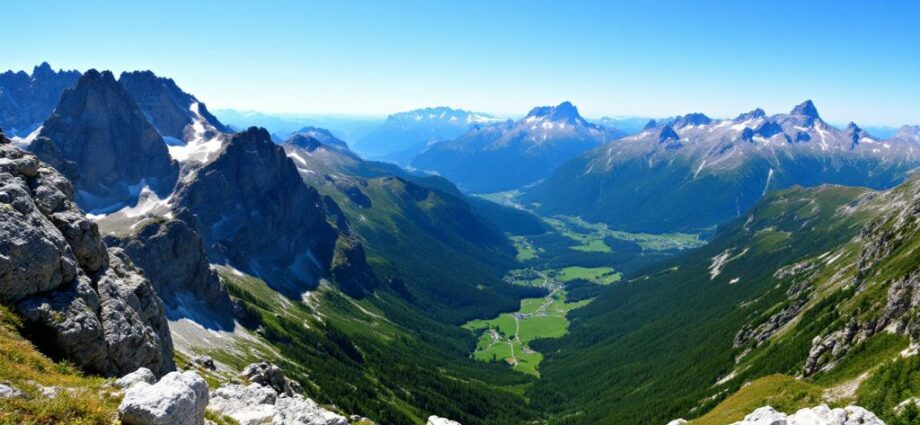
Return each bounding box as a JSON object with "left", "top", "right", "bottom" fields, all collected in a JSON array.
[{"left": 0, "top": 304, "right": 119, "bottom": 425}]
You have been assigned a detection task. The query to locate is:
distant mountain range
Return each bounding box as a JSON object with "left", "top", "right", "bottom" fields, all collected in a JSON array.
[
  {"left": 213, "top": 109, "right": 383, "bottom": 143},
  {"left": 350, "top": 106, "right": 503, "bottom": 163},
  {"left": 411, "top": 101, "right": 623, "bottom": 193},
  {"left": 523, "top": 101, "right": 920, "bottom": 233},
  {"left": 0, "top": 62, "right": 80, "bottom": 137}
]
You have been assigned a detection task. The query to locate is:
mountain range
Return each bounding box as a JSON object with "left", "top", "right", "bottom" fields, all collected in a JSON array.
[
  {"left": 351, "top": 106, "right": 502, "bottom": 163},
  {"left": 412, "top": 101, "right": 622, "bottom": 193},
  {"left": 4, "top": 62, "right": 920, "bottom": 425},
  {"left": 523, "top": 101, "right": 920, "bottom": 233},
  {"left": 0, "top": 62, "right": 80, "bottom": 137}
]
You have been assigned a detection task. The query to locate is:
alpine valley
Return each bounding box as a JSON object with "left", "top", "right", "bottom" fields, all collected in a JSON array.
[{"left": 2, "top": 59, "right": 920, "bottom": 425}]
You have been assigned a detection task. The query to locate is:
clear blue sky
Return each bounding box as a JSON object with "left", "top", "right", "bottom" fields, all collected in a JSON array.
[{"left": 5, "top": 0, "right": 919, "bottom": 125}]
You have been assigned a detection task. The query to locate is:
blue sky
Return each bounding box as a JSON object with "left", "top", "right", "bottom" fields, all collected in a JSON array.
[{"left": 4, "top": 0, "right": 919, "bottom": 125}]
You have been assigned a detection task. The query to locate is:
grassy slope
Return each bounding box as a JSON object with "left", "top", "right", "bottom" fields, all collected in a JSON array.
[
  {"left": 527, "top": 185, "right": 875, "bottom": 424},
  {"left": 0, "top": 305, "right": 118, "bottom": 425},
  {"left": 220, "top": 268, "right": 536, "bottom": 425}
]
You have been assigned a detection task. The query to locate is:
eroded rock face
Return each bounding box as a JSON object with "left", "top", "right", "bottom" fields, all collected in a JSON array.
[
  {"left": 29, "top": 69, "right": 178, "bottom": 212},
  {"left": 729, "top": 404, "right": 883, "bottom": 425},
  {"left": 119, "top": 370, "right": 208, "bottom": 425},
  {"left": 119, "top": 70, "right": 228, "bottom": 141},
  {"left": 172, "top": 127, "right": 339, "bottom": 295},
  {"left": 0, "top": 133, "right": 174, "bottom": 377},
  {"left": 0, "top": 62, "right": 81, "bottom": 136},
  {"left": 105, "top": 216, "right": 232, "bottom": 318}
]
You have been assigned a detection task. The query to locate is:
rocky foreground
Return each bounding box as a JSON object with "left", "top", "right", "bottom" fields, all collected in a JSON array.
[{"left": 667, "top": 404, "right": 884, "bottom": 425}]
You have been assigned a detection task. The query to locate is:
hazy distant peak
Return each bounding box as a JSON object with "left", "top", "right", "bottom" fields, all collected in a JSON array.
[{"left": 790, "top": 100, "right": 820, "bottom": 120}]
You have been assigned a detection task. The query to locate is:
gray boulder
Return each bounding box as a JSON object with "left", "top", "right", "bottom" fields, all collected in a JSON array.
[
  {"left": 241, "top": 362, "right": 301, "bottom": 397},
  {"left": 190, "top": 355, "right": 217, "bottom": 371},
  {"left": 119, "top": 370, "right": 208, "bottom": 425},
  {"left": 117, "top": 367, "right": 157, "bottom": 389}
]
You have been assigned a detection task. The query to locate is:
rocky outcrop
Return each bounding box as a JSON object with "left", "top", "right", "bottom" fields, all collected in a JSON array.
[
  {"left": 29, "top": 69, "right": 178, "bottom": 212},
  {"left": 728, "top": 404, "right": 882, "bottom": 425},
  {"left": 172, "top": 127, "right": 340, "bottom": 296},
  {"left": 0, "top": 133, "right": 174, "bottom": 377},
  {"left": 119, "top": 370, "right": 208, "bottom": 425},
  {"left": 0, "top": 63, "right": 81, "bottom": 136},
  {"left": 208, "top": 383, "right": 348, "bottom": 425},
  {"left": 241, "top": 362, "right": 302, "bottom": 397},
  {"left": 209, "top": 362, "right": 346, "bottom": 425},
  {"left": 119, "top": 70, "right": 228, "bottom": 141},
  {"left": 427, "top": 416, "right": 462, "bottom": 425},
  {"left": 104, "top": 215, "right": 233, "bottom": 320},
  {"left": 735, "top": 298, "right": 807, "bottom": 349},
  {"left": 330, "top": 236, "right": 378, "bottom": 298}
]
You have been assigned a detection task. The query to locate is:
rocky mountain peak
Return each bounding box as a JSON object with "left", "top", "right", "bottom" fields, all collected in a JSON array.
[
  {"left": 735, "top": 108, "right": 766, "bottom": 121},
  {"left": 119, "top": 70, "right": 228, "bottom": 141},
  {"left": 30, "top": 69, "right": 178, "bottom": 213},
  {"left": 643, "top": 119, "right": 658, "bottom": 130},
  {"left": 286, "top": 134, "right": 324, "bottom": 152},
  {"left": 790, "top": 99, "right": 820, "bottom": 120},
  {"left": 291, "top": 126, "right": 350, "bottom": 151},
  {"left": 658, "top": 125, "right": 680, "bottom": 142},
  {"left": 895, "top": 125, "right": 920, "bottom": 143},
  {"left": 31, "top": 62, "right": 55, "bottom": 78},
  {"left": 0, "top": 62, "right": 81, "bottom": 136},
  {"left": 672, "top": 112, "right": 713, "bottom": 128},
  {"left": 525, "top": 101, "right": 584, "bottom": 124},
  {"left": 172, "top": 126, "right": 341, "bottom": 296}
]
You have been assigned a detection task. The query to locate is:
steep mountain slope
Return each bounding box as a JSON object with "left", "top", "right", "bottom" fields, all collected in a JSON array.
[
  {"left": 411, "top": 102, "right": 620, "bottom": 193},
  {"left": 171, "top": 127, "right": 343, "bottom": 297},
  {"left": 353, "top": 106, "right": 500, "bottom": 162},
  {"left": 282, "top": 132, "right": 543, "bottom": 322},
  {"left": 119, "top": 71, "right": 228, "bottom": 140},
  {"left": 0, "top": 62, "right": 80, "bottom": 137},
  {"left": 119, "top": 70, "right": 231, "bottom": 166},
  {"left": 524, "top": 101, "right": 920, "bottom": 233},
  {"left": 528, "top": 171, "right": 920, "bottom": 424},
  {"left": 28, "top": 69, "right": 179, "bottom": 213}
]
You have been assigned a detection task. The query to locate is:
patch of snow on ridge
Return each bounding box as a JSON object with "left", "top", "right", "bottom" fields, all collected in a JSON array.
[
  {"left": 167, "top": 102, "right": 224, "bottom": 163},
  {"left": 10, "top": 126, "right": 42, "bottom": 148},
  {"left": 762, "top": 168, "right": 774, "bottom": 196},
  {"left": 709, "top": 248, "right": 749, "bottom": 280}
]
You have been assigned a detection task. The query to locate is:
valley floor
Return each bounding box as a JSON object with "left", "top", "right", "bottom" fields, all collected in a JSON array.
[{"left": 462, "top": 198, "right": 703, "bottom": 378}]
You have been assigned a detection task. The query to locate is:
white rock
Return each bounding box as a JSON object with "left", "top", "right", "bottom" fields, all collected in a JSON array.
[
  {"left": 730, "top": 404, "right": 884, "bottom": 425},
  {"left": 427, "top": 416, "right": 462, "bottom": 425},
  {"left": 0, "top": 384, "right": 23, "bottom": 398},
  {"left": 208, "top": 383, "right": 277, "bottom": 425},
  {"left": 119, "top": 370, "right": 208, "bottom": 425},
  {"left": 116, "top": 367, "right": 157, "bottom": 389},
  {"left": 273, "top": 394, "right": 349, "bottom": 425},
  {"left": 208, "top": 383, "right": 347, "bottom": 425},
  {"left": 666, "top": 420, "right": 689, "bottom": 425}
]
